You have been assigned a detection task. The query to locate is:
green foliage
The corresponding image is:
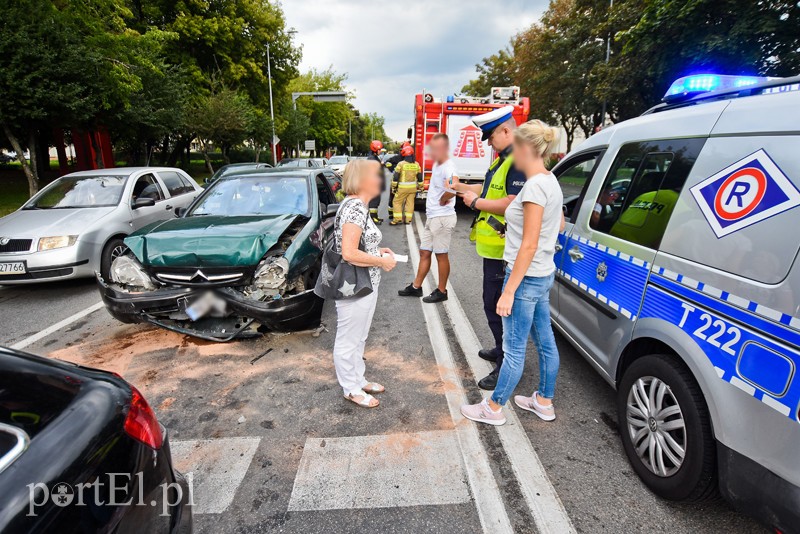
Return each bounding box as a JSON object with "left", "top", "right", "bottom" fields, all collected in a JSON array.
[
  {"left": 463, "top": 0, "right": 800, "bottom": 146},
  {"left": 189, "top": 87, "right": 255, "bottom": 165},
  {"left": 460, "top": 47, "right": 516, "bottom": 97}
]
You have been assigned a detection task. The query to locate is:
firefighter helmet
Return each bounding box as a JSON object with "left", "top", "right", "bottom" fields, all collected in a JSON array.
[
  {"left": 401, "top": 145, "right": 414, "bottom": 157},
  {"left": 401, "top": 140, "right": 411, "bottom": 148},
  {"left": 370, "top": 140, "right": 383, "bottom": 153}
]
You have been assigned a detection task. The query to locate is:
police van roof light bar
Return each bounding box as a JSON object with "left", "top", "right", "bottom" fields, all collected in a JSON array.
[{"left": 664, "top": 74, "right": 769, "bottom": 102}]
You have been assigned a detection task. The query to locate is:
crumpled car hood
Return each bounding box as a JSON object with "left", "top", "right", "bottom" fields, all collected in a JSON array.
[{"left": 125, "top": 214, "right": 302, "bottom": 268}]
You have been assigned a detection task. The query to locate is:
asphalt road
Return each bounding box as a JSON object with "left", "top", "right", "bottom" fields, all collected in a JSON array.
[{"left": 0, "top": 193, "right": 765, "bottom": 533}]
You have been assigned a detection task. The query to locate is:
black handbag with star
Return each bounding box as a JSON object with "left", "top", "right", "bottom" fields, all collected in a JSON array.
[{"left": 314, "top": 197, "right": 374, "bottom": 300}]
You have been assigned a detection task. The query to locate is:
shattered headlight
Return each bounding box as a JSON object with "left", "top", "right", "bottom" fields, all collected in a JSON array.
[
  {"left": 253, "top": 256, "right": 289, "bottom": 291},
  {"left": 110, "top": 255, "right": 156, "bottom": 290}
]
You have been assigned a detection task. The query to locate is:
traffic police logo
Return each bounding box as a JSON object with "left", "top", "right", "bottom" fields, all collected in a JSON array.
[
  {"left": 596, "top": 261, "right": 608, "bottom": 282},
  {"left": 690, "top": 149, "right": 800, "bottom": 238}
]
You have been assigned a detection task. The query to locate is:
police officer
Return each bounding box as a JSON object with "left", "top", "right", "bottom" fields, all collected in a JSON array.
[
  {"left": 449, "top": 105, "right": 526, "bottom": 389},
  {"left": 390, "top": 145, "right": 422, "bottom": 225},
  {"left": 367, "top": 140, "right": 386, "bottom": 224},
  {"left": 384, "top": 141, "right": 411, "bottom": 220}
]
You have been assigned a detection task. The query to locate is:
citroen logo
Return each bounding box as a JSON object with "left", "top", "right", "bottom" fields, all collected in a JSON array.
[
  {"left": 191, "top": 270, "right": 208, "bottom": 281},
  {"left": 0, "top": 237, "right": 10, "bottom": 246}
]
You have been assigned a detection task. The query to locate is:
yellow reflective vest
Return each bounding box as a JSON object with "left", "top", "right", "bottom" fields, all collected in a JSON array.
[
  {"left": 393, "top": 161, "right": 422, "bottom": 188},
  {"left": 471, "top": 155, "right": 514, "bottom": 259}
]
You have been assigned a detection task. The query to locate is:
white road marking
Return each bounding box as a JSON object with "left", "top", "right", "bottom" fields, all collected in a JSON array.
[
  {"left": 288, "top": 430, "right": 471, "bottom": 511},
  {"left": 412, "top": 217, "right": 576, "bottom": 534},
  {"left": 10, "top": 301, "right": 105, "bottom": 350},
  {"left": 170, "top": 437, "right": 261, "bottom": 514},
  {"left": 405, "top": 223, "right": 515, "bottom": 533}
]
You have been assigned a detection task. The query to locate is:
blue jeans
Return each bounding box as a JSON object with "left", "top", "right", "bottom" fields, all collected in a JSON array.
[{"left": 491, "top": 270, "right": 559, "bottom": 405}]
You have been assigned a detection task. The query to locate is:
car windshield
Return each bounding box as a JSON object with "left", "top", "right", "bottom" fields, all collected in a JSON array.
[
  {"left": 188, "top": 176, "right": 309, "bottom": 217},
  {"left": 329, "top": 156, "right": 348, "bottom": 164},
  {"left": 24, "top": 175, "right": 126, "bottom": 209},
  {"left": 277, "top": 159, "right": 301, "bottom": 167}
]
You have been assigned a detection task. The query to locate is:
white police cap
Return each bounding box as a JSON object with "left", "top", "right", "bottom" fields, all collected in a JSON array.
[{"left": 472, "top": 105, "right": 515, "bottom": 141}]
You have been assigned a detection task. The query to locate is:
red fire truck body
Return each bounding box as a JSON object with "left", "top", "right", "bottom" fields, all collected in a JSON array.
[{"left": 411, "top": 89, "right": 530, "bottom": 204}]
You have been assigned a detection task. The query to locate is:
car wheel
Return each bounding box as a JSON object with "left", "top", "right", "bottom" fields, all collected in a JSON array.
[
  {"left": 617, "top": 354, "right": 717, "bottom": 502},
  {"left": 101, "top": 238, "right": 128, "bottom": 281}
]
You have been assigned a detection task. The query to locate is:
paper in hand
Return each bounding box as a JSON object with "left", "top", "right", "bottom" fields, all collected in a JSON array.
[{"left": 384, "top": 253, "right": 408, "bottom": 263}]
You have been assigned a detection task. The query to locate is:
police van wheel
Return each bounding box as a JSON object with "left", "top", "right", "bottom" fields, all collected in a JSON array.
[{"left": 617, "top": 354, "right": 718, "bottom": 502}]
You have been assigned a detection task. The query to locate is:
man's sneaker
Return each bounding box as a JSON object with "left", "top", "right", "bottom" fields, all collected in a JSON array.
[
  {"left": 422, "top": 289, "right": 448, "bottom": 303},
  {"left": 398, "top": 283, "right": 423, "bottom": 297},
  {"left": 514, "top": 391, "right": 556, "bottom": 421},
  {"left": 478, "top": 348, "right": 499, "bottom": 362},
  {"left": 460, "top": 399, "right": 506, "bottom": 426},
  {"left": 478, "top": 369, "right": 499, "bottom": 390}
]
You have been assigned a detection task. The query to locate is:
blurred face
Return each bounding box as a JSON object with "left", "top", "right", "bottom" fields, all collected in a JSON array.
[
  {"left": 430, "top": 138, "right": 449, "bottom": 162},
  {"left": 359, "top": 161, "right": 383, "bottom": 199},
  {"left": 512, "top": 137, "right": 537, "bottom": 171},
  {"left": 488, "top": 123, "right": 514, "bottom": 152}
]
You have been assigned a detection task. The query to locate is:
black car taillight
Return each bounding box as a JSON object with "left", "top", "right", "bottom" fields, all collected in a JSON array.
[{"left": 123, "top": 385, "right": 163, "bottom": 449}]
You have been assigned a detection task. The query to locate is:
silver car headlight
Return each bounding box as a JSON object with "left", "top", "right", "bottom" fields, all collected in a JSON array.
[
  {"left": 38, "top": 235, "right": 78, "bottom": 251},
  {"left": 252, "top": 256, "right": 289, "bottom": 290},
  {"left": 110, "top": 255, "right": 156, "bottom": 290}
]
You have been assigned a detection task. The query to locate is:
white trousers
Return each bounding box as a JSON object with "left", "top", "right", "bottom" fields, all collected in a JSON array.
[{"left": 333, "top": 287, "right": 379, "bottom": 396}]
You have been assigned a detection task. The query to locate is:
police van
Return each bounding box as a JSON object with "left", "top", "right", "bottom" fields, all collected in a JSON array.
[{"left": 549, "top": 74, "right": 800, "bottom": 532}]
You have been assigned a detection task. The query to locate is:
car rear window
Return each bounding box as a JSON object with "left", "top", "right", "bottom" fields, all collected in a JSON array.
[
  {"left": 159, "top": 171, "right": 195, "bottom": 196},
  {"left": 0, "top": 366, "right": 79, "bottom": 439}
]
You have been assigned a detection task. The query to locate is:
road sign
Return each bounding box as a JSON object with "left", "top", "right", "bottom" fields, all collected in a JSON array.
[
  {"left": 304, "top": 140, "right": 316, "bottom": 151},
  {"left": 347, "top": 146, "right": 353, "bottom": 153},
  {"left": 272, "top": 135, "right": 280, "bottom": 145}
]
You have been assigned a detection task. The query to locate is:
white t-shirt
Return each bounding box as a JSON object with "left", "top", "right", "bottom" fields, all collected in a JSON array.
[
  {"left": 426, "top": 159, "right": 457, "bottom": 218},
  {"left": 503, "top": 173, "right": 563, "bottom": 277}
]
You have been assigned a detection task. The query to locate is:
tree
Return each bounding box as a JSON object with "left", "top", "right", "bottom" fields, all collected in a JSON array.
[
  {"left": 188, "top": 88, "right": 254, "bottom": 172},
  {"left": 248, "top": 110, "right": 274, "bottom": 163},
  {"left": 278, "top": 109, "right": 310, "bottom": 158},
  {"left": 289, "top": 67, "right": 351, "bottom": 155},
  {"left": 461, "top": 47, "right": 516, "bottom": 96}
]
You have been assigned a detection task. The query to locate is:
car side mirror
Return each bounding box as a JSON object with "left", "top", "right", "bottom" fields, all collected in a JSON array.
[
  {"left": 175, "top": 207, "right": 187, "bottom": 217},
  {"left": 132, "top": 197, "right": 156, "bottom": 209},
  {"left": 323, "top": 203, "right": 340, "bottom": 218}
]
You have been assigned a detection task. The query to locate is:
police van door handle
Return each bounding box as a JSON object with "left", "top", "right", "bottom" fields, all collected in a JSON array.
[
  {"left": 568, "top": 246, "right": 584, "bottom": 262},
  {"left": 555, "top": 244, "right": 563, "bottom": 252}
]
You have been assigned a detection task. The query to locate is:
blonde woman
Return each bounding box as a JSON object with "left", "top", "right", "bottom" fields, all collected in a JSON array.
[
  {"left": 333, "top": 159, "right": 397, "bottom": 408},
  {"left": 461, "top": 120, "right": 564, "bottom": 425}
]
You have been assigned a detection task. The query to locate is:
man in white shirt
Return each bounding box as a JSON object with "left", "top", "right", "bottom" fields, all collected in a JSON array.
[{"left": 398, "top": 133, "right": 458, "bottom": 303}]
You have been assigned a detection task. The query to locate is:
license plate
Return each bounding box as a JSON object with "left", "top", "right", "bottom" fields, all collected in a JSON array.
[{"left": 0, "top": 262, "right": 25, "bottom": 275}]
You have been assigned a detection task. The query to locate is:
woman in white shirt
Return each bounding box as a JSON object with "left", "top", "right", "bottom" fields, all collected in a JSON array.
[{"left": 461, "top": 120, "right": 564, "bottom": 425}]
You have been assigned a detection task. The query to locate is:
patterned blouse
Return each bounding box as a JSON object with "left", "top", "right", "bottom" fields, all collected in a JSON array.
[{"left": 334, "top": 197, "right": 382, "bottom": 286}]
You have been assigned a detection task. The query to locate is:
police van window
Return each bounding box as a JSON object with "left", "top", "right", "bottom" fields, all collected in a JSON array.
[
  {"left": 554, "top": 152, "right": 601, "bottom": 221},
  {"left": 590, "top": 139, "right": 705, "bottom": 249}
]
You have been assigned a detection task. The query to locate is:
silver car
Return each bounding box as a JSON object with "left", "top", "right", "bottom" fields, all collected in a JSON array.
[
  {"left": 0, "top": 167, "right": 202, "bottom": 284},
  {"left": 549, "top": 74, "right": 800, "bottom": 532}
]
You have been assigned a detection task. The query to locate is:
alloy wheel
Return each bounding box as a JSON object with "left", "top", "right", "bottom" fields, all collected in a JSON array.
[{"left": 626, "top": 376, "right": 686, "bottom": 477}]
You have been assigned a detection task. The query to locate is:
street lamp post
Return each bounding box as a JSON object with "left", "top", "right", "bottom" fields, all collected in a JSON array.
[
  {"left": 598, "top": 0, "right": 613, "bottom": 132},
  {"left": 266, "top": 42, "right": 277, "bottom": 165}
]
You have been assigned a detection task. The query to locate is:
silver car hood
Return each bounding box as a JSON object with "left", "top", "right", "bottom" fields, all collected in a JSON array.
[{"left": 0, "top": 207, "right": 116, "bottom": 239}]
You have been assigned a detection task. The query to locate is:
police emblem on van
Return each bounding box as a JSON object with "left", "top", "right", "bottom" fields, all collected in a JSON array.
[
  {"left": 596, "top": 261, "right": 608, "bottom": 282},
  {"left": 690, "top": 149, "right": 800, "bottom": 238}
]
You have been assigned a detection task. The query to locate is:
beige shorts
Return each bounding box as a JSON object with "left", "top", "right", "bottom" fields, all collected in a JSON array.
[{"left": 420, "top": 214, "right": 458, "bottom": 253}]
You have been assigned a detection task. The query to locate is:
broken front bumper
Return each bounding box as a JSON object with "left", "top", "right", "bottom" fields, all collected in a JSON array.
[{"left": 97, "top": 275, "right": 324, "bottom": 341}]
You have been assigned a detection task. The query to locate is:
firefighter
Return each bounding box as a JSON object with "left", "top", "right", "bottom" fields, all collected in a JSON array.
[
  {"left": 384, "top": 140, "right": 411, "bottom": 220},
  {"left": 367, "top": 140, "right": 385, "bottom": 224},
  {"left": 389, "top": 145, "right": 422, "bottom": 225},
  {"left": 447, "top": 105, "right": 526, "bottom": 390}
]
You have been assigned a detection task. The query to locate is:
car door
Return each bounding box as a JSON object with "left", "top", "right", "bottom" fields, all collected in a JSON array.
[
  {"left": 557, "top": 139, "right": 705, "bottom": 371},
  {"left": 129, "top": 173, "right": 170, "bottom": 231},
  {"left": 156, "top": 170, "right": 198, "bottom": 211},
  {"left": 315, "top": 173, "right": 337, "bottom": 242},
  {"left": 551, "top": 150, "right": 606, "bottom": 317}
]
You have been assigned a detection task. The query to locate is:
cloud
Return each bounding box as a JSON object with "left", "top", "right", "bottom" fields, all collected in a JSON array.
[{"left": 283, "top": 0, "right": 548, "bottom": 139}]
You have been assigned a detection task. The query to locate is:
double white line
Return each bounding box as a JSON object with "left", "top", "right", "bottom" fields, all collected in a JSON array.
[{"left": 406, "top": 219, "right": 574, "bottom": 534}]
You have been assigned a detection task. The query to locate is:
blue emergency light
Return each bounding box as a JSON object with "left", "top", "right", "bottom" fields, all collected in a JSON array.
[{"left": 663, "top": 74, "right": 768, "bottom": 101}]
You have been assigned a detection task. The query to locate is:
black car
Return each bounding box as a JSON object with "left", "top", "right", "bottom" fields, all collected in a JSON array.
[
  {"left": 0, "top": 347, "right": 191, "bottom": 533},
  {"left": 204, "top": 162, "right": 273, "bottom": 185}
]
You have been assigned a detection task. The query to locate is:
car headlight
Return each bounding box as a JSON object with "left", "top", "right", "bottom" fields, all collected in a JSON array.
[
  {"left": 253, "top": 256, "right": 289, "bottom": 290},
  {"left": 110, "top": 255, "right": 156, "bottom": 290},
  {"left": 38, "top": 235, "right": 78, "bottom": 251}
]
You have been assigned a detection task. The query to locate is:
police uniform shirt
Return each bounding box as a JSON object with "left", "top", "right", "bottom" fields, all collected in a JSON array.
[{"left": 480, "top": 145, "right": 526, "bottom": 199}]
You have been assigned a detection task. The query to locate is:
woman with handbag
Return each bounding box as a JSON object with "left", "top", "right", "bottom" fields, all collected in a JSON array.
[{"left": 320, "top": 159, "right": 397, "bottom": 408}]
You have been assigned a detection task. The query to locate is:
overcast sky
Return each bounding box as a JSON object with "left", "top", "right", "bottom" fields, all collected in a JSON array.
[{"left": 282, "top": 0, "right": 549, "bottom": 140}]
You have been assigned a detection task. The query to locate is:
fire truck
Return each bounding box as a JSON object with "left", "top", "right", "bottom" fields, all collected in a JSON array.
[{"left": 408, "top": 87, "right": 530, "bottom": 206}]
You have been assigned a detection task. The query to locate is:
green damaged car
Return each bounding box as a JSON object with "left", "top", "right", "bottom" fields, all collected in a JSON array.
[{"left": 97, "top": 168, "right": 340, "bottom": 341}]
